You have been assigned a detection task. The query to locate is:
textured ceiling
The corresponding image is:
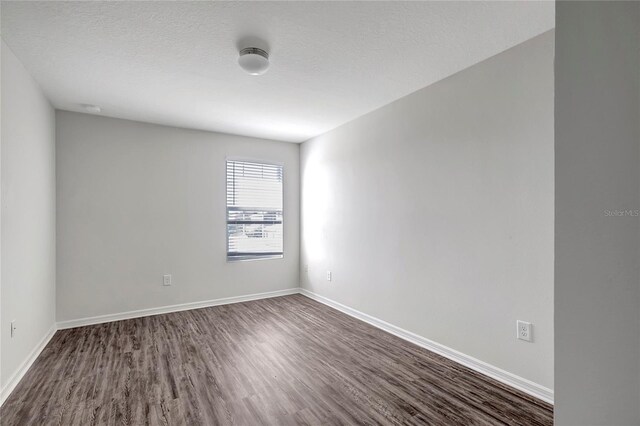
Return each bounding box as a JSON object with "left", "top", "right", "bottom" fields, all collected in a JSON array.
[{"left": 1, "top": 1, "right": 554, "bottom": 142}]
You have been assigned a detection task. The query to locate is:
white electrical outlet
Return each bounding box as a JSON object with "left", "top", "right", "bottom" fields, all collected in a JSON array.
[
  {"left": 517, "top": 320, "right": 532, "bottom": 342},
  {"left": 163, "top": 274, "right": 172, "bottom": 286},
  {"left": 326, "top": 271, "right": 332, "bottom": 281},
  {"left": 10, "top": 320, "right": 17, "bottom": 338},
  {"left": 304, "top": 264, "right": 309, "bottom": 273}
]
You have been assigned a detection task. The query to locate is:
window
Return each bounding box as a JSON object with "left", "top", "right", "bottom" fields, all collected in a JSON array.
[{"left": 226, "top": 160, "right": 283, "bottom": 261}]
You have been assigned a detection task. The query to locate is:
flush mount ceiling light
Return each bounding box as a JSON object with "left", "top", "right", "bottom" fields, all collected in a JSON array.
[
  {"left": 82, "top": 104, "right": 101, "bottom": 114},
  {"left": 238, "top": 47, "right": 269, "bottom": 75}
]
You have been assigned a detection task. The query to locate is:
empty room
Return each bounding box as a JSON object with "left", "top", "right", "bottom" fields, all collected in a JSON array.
[{"left": 1, "top": 1, "right": 638, "bottom": 425}]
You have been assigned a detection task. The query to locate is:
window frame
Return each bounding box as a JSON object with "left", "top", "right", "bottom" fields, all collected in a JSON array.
[{"left": 225, "top": 157, "right": 285, "bottom": 262}]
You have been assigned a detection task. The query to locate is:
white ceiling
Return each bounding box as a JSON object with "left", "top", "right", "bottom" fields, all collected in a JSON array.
[{"left": 1, "top": 1, "right": 554, "bottom": 143}]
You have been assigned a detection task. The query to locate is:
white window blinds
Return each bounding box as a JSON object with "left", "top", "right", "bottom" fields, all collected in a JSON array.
[{"left": 226, "top": 160, "right": 283, "bottom": 261}]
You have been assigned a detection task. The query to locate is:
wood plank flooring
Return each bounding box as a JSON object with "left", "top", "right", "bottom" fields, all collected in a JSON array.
[{"left": 0, "top": 294, "right": 552, "bottom": 425}]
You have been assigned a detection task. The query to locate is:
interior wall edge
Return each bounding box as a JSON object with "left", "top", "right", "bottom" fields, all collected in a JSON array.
[{"left": 1, "top": 39, "right": 57, "bottom": 397}]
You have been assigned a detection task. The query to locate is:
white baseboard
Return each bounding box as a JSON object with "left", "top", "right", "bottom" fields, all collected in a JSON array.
[
  {"left": 56, "top": 287, "right": 300, "bottom": 330},
  {"left": 4, "top": 287, "right": 552, "bottom": 409},
  {"left": 299, "top": 288, "right": 554, "bottom": 404},
  {"left": 3, "top": 288, "right": 297, "bottom": 405},
  {"left": 1, "top": 324, "right": 57, "bottom": 406}
]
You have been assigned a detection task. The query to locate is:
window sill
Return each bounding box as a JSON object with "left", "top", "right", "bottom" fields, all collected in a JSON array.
[{"left": 227, "top": 254, "right": 284, "bottom": 263}]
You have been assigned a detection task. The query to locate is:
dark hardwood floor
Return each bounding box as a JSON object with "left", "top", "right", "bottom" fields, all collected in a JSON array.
[{"left": 0, "top": 294, "right": 552, "bottom": 425}]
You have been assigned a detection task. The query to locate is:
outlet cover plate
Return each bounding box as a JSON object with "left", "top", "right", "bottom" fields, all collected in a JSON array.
[{"left": 517, "top": 320, "right": 532, "bottom": 342}]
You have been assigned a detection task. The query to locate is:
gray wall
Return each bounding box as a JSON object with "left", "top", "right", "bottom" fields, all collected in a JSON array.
[
  {"left": 1, "top": 41, "right": 56, "bottom": 391},
  {"left": 554, "top": 2, "right": 640, "bottom": 425},
  {"left": 56, "top": 112, "right": 299, "bottom": 322},
  {"left": 300, "top": 32, "right": 554, "bottom": 390}
]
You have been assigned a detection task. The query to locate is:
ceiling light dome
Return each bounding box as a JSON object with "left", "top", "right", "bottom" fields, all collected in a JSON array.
[{"left": 238, "top": 47, "right": 269, "bottom": 75}]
